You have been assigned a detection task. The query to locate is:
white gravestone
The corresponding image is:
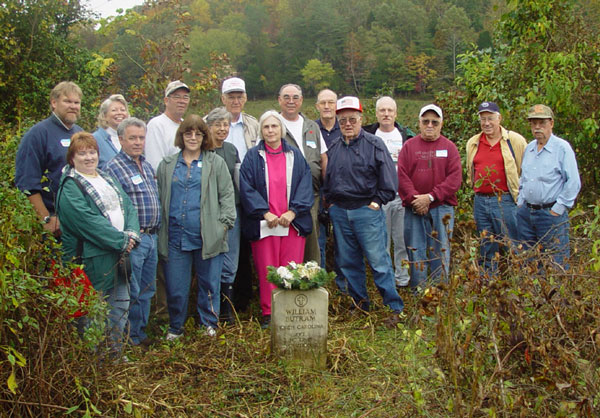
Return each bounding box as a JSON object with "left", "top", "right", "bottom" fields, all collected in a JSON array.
[{"left": 271, "top": 287, "right": 328, "bottom": 369}]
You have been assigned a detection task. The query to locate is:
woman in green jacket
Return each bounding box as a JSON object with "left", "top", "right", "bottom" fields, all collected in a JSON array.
[
  {"left": 157, "top": 114, "right": 235, "bottom": 340},
  {"left": 56, "top": 132, "right": 140, "bottom": 351}
]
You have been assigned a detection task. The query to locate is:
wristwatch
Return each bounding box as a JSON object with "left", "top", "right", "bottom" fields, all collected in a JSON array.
[
  {"left": 43, "top": 215, "right": 52, "bottom": 224},
  {"left": 428, "top": 194, "right": 434, "bottom": 202}
]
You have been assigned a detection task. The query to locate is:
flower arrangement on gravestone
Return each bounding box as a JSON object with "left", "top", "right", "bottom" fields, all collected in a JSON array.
[{"left": 267, "top": 261, "right": 335, "bottom": 290}]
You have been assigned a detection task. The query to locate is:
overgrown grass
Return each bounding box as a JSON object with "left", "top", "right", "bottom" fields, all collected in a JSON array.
[{"left": 1, "top": 120, "right": 599, "bottom": 417}]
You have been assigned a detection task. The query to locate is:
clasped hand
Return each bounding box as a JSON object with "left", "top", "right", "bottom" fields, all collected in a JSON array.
[
  {"left": 411, "top": 194, "right": 431, "bottom": 215},
  {"left": 264, "top": 210, "right": 296, "bottom": 228}
]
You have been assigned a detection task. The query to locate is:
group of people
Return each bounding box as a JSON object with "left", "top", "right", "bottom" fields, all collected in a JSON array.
[{"left": 14, "top": 77, "right": 581, "bottom": 351}]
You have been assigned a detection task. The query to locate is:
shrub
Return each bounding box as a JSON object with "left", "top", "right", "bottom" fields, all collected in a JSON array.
[{"left": 0, "top": 126, "right": 111, "bottom": 416}]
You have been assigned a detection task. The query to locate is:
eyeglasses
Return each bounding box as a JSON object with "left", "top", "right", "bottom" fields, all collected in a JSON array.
[
  {"left": 210, "top": 121, "right": 230, "bottom": 129},
  {"left": 420, "top": 119, "right": 440, "bottom": 127},
  {"left": 338, "top": 117, "right": 360, "bottom": 125},
  {"left": 528, "top": 119, "right": 551, "bottom": 126},
  {"left": 183, "top": 130, "right": 204, "bottom": 139},
  {"left": 224, "top": 94, "right": 244, "bottom": 102},
  {"left": 281, "top": 94, "right": 301, "bottom": 102},
  {"left": 170, "top": 94, "right": 190, "bottom": 101},
  {"left": 479, "top": 116, "right": 498, "bottom": 123}
]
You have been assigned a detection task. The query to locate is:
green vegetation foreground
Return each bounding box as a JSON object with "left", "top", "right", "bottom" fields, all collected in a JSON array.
[{"left": 2, "top": 119, "right": 599, "bottom": 416}]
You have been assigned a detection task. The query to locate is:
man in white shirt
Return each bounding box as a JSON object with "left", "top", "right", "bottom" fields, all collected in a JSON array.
[
  {"left": 278, "top": 83, "right": 327, "bottom": 265},
  {"left": 144, "top": 80, "right": 190, "bottom": 316},
  {"left": 221, "top": 77, "right": 259, "bottom": 162},
  {"left": 144, "top": 80, "right": 191, "bottom": 170},
  {"left": 363, "top": 96, "right": 415, "bottom": 287}
]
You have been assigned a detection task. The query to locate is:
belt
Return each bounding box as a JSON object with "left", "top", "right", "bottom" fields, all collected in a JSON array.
[
  {"left": 526, "top": 202, "right": 555, "bottom": 210},
  {"left": 140, "top": 226, "right": 159, "bottom": 234},
  {"left": 475, "top": 192, "right": 508, "bottom": 197}
]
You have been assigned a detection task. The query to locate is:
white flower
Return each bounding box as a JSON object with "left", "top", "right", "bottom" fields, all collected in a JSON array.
[
  {"left": 305, "top": 261, "right": 319, "bottom": 269},
  {"left": 297, "top": 265, "right": 309, "bottom": 279},
  {"left": 276, "top": 266, "right": 294, "bottom": 280},
  {"left": 288, "top": 261, "right": 297, "bottom": 269},
  {"left": 283, "top": 277, "right": 292, "bottom": 289}
]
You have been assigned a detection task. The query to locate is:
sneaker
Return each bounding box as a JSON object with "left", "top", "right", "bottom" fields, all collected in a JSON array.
[
  {"left": 396, "top": 279, "right": 410, "bottom": 288},
  {"left": 165, "top": 332, "right": 183, "bottom": 341},
  {"left": 205, "top": 326, "right": 217, "bottom": 337}
]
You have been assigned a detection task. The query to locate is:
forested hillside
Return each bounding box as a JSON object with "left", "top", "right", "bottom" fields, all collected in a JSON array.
[{"left": 91, "top": 0, "right": 499, "bottom": 99}]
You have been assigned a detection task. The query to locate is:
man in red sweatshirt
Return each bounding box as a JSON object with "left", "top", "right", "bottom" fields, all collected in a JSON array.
[{"left": 397, "top": 104, "right": 462, "bottom": 289}]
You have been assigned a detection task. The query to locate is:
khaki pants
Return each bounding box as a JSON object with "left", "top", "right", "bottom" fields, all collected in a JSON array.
[{"left": 303, "top": 197, "right": 321, "bottom": 265}]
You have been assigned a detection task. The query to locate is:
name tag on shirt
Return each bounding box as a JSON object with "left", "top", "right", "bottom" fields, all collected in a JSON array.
[
  {"left": 131, "top": 174, "right": 143, "bottom": 185},
  {"left": 198, "top": 161, "right": 202, "bottom": 168},
  {"left": 436, "top": 149, "right": 448, "bottom": 158},
  {"left": 60, "top": 138, "right": 71, "bottom": 147},
  {"left": 306, "top": 140, "right": 317, "bottom": 149}
]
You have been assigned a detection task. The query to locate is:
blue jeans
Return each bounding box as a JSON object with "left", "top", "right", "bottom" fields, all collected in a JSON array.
[
  {"left": 473, "top": 194, "right": 518, "bottom": 273},
  {"left": 128, "top": 233, "right": 158, "bottom": 344},
  {"left": 516, "top": 205, "right": 570, "bottom": 267},
  {"left": 318, "top": 222, "right": 327, "bottom": 268},
  {"left": 104, "top": 272, "right": 130, "bottom": 352},
  {"left": 221, "top": 205, "right": 241, "bottom": 285},
  {"left": 404, "top": 205, "right": 454, "bottom": 288},
  {"left": 165, "top": 245, "right": 224, "bottom": 333},
  {"left": 383, "top": 195, "right": 410, "bottom": 285},
  {"left": 329, "top": 205, "right": 403, "bottom": 313}
]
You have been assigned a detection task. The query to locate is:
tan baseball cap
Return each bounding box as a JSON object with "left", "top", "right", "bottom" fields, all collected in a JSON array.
[
  {"left": 165, "top": 80, "right": 190, "bottom": 98},
  {"left": 527, "top": 104, "right": 554, "bottom": 119}
]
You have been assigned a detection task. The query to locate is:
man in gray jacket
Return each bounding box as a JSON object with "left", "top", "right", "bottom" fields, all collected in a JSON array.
[{"left": 278, "top": 83, "right": 327, "bottom": 265}]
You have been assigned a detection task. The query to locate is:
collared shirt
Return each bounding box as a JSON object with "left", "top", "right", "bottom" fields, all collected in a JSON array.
[
  {"left": 315, "top": 119, "right": 341, "bottom": 148},
  {"left": 104, "top": 151, "right": 161, "bottom": 229},
  {"left": 323, "top": 129, "right": 397, "bottom": 209},
  {"left": 168, "top": 153, "right": 203, "bottom": 250},
  {"left": 517, "top": 134, "right": 581, "bottom": 215},
  {"left": 226, "top": 117, "right": 248, "bottom": 162},
  {"left": 473, "top": 133, "right": 509, "bottom": 194}
]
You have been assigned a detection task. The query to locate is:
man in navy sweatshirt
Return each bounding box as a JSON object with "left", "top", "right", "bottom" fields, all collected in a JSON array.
[{"left": 15, "top": 81, "right": 83, "bottom": 238}]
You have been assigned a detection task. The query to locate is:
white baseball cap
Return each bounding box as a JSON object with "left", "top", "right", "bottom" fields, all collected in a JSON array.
[
  {"left": 222, "top": 77, "right": 246, "bottom": 94},
  {"left": 419, "top": 104, "right": 443, "bottom": 120}
]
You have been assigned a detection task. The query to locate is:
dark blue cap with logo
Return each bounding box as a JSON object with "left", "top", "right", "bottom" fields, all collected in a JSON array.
[{"left": 478, "top": 101, "right": 500, "bottom": 114}]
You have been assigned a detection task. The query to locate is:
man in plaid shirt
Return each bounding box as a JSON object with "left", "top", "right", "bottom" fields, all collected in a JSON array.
[{"left": 106, "top": 117, "right": 160, "bottom": 347}]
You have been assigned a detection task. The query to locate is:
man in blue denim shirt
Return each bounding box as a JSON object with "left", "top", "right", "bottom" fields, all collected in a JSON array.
[{"left": 517, "top": 104, "right": 581, "bottom": 267}]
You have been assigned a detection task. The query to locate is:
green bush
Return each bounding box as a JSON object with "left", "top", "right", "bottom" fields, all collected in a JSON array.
[{"left": 0, "top": 126, "right": 112, "bottom": 416}]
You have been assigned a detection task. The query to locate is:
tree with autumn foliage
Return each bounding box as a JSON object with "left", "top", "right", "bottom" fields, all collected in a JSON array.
[{"left": 0, "top": 0, "right": 105, "bottom": 126}]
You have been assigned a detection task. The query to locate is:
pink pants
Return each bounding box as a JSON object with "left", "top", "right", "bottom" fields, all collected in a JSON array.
[{"left": 251, "top": 228, "right": 305, "bottom": 316}]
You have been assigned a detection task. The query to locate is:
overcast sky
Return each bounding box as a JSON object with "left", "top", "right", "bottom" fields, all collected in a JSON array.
[{"left": 85, "top": 0, "right": 145, "bottom": 18}]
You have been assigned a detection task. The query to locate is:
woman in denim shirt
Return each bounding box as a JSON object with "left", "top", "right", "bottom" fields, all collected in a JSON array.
[{"left": 156, "top": 115, "right": 235, "bottom": 340}]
